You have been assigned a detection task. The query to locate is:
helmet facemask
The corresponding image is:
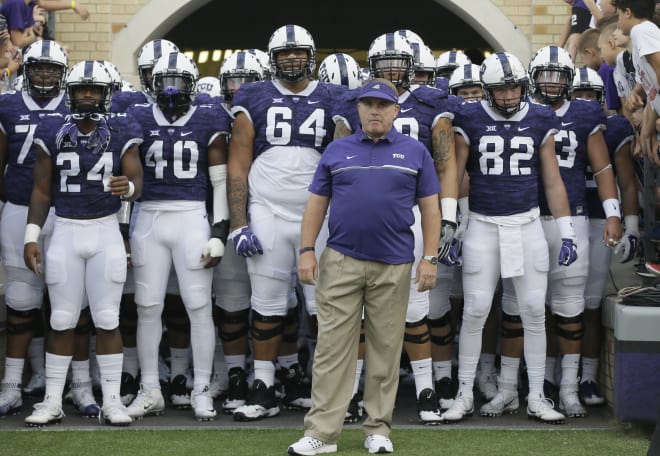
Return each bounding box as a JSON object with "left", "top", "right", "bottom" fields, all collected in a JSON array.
[
  {"left": 25, "top": 61, "right": 65, "bottom": 99},
  {"left": 67, "top": 83, "right": 112, "bottom": 116},
  {"left": 484, "top": 82, "right": 529, "bottom": 117},
  {"left": 369, "top": 56, "right": 411, "bottom": 89},
  {"left": 154, "top": 73, "right": 195, "bottom": 115},
  {"left": 532, "top": 68, "right": 572, "bottom": 104},
  {"left": 272, "top": 48, "right": 313, "bottom": 82}
]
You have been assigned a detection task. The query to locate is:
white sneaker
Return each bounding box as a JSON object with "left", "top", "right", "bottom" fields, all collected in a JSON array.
[
  {"left": 364, "top": 435, "right": 393, "bottom": 454},
  {"left": 191, "top": 385, "right": 217, "bottom": 421},
  {"left": 208, "top": 370, "right": 228, "bottom": 399},
  {"left": 25, "top": 398, "right": 65, "bottom": 426},
  {"left": 0, "top": 383, "right": 22, "bottom": 416},
  {"left": 559, "top": 386, "right": 587, "bottom": 418},
  {"left": 100, "top": 398, "right": 132, "bottom": 426},
  {"left": 70, "top": 381, "right": 101, "bottom": 418},
  {"left": 126, "top": 384, "right": 165, "bottom": 419},
  {"left": 441, "top": 392, "right": 474, "bottom": 423},
  {"left": 477, "top": 373, "right": 498, "bottom": 401},
  {"left": 23, "top": 373, "right": 46, "bottom": 396},
  {"left": 527, "top": 393, "right": 565, "bottom": 424},
  {"left": 480, "top": 387, "right": 519, "bottom": 417},
  {"left": 288, "top": 436, "right": 337, "bottom": 455}
]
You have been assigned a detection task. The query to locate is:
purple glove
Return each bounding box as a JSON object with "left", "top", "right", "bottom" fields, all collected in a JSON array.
[
  {"left": 439, "top": 238, "right": 462, "bottom": 267},
  {"left": 558, "top": 238, "right": 578, "bottom": 266},
  {"left": 232, "top": 226, "right": 263, "bottom": 257}
]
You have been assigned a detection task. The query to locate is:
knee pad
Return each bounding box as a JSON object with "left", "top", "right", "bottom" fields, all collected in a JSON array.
[
  {"left": 554, "top": 313, "right": 584, "bottom": 341},
  {"left": 5, "top": 277, "right": 44, "bottom": 311},
  {"left": 6, "top": 307, "right": 39, "bottom": 335},
  {"left": 463, "top": 291, "right": 493, "bottom": 320},
  {"left": 428, "top": 313, "right": 453, "bottom": 346},
  {"left": 180, "top": 285, "right": 211, "bottom": 311},
  {"left": 93, "top": 308, "right": 120, "bottom": 331},
  {"left": 501, "top": 312, "right": 524, "bottom": 338},
  {"left": 50, "top": 309, "right": 78, "bottom": 331},
  {"left": 251, "top": 311, "right": 284, "bottom": 341},
  {"left": 219, "top": 309, "right": 250, "bottom": 342},
  {"left": 403, "top": 318, "right": 430, "bottom": 345},
  {"left": 282, "top": 308, "right": 299, "bottom": 344}
]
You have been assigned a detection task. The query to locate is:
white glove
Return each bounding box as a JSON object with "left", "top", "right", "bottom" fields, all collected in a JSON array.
[
  {"left": 203, "top": 237, "right": 225, "bottom": 258},
  {"left": 613, "top": 230, "right": 639, "bottom": 263}
]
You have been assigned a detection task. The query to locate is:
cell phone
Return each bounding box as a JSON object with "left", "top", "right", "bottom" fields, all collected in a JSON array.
[{"left": 0, "top": 16, "right": 7, "bottom": 42}]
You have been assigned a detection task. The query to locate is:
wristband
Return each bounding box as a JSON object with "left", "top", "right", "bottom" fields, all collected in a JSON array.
[
  {"left": 602, "top": 198, "right": 621, "bottom": 219},
  {"left": 555, "top": 216, "right": 577, "bottom": 242},
  {"left": 122, "top": 181, "right": 135, "bottom": 200},
  {"left": 440, "top": 198, "right": 458, "bottom": 224},
  {"left": 24, "top": 223, "right": 41, "bottom": 244},
  {"left": 71, "top": 0, "right": 76, "bottom": 10},
  {"left": 624, "top": 214, "right": 639, "bottom": 233},
  {"left": 211, "top": 220, "right": 230, "bottom": 245},
  {"left": 299, "top": 246, "right": 315, "bottom": 255}
]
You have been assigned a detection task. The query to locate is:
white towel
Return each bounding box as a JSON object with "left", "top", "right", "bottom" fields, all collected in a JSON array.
[{"left": 499, "top": 224, "right": 524, "bottom": 278}]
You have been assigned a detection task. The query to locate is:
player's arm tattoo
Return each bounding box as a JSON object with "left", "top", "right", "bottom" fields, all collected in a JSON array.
[
  {"left": 432, "top": 119, "right": 454, "bottom": 171},
  {"left": 227, "top": 176, "right": 248, "bottom": 228}
]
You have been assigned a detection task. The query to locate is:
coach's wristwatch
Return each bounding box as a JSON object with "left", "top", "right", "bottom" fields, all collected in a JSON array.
[{"left": 422, "top": 255, "right": 438, "bottom": 265}]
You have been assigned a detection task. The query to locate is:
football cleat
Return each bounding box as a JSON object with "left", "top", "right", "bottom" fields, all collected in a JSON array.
[
  {"left": 435, "top": 377, "right": 455, "bottom": 411},
  {"left": 208, "top": 370, "right": 229, "bottom": 399},
  {"left": 222, "top": 367, "right": 248, "bottom": 414},
  {"left": 477, "top": 373, "right": 498, "bottom": 401},
  {"left": 527, "top": 393, "right": 565, "bottom": 424},
  {"left": 417, "top": 388, "right": 442, "bottom": 424},
  {"left": 0, "top": 383, "right": 22, "bottom": 416},
  {"left": 344, "top": 392, "right": 364, "bottom": 424},
  {"left": 69, "top": 381, "right": 101, "bottom": 418},
  {"left": 126, "top": 384, "right": 165, "bottom": 419},
  {"left": 191, "top": 385, "right": 217, "bottom": 421},
  {"left": 288, "top": 436, "right": 338, "bottom": 456},
  {"left": 24, "top": 397, "right": 65, "bottom": 427},
  {"left": 120, "top": 372, "right": 139, "bottom": 406},
  {"left": 480, "top": 382, "right": 519, "bottom": 417},
  {"left": 578, "top": 380, "right": 605, "bottom": 406},
  {"left": 440, "top": 392, "right": 473, "bottom": 423},
  {"left": 169, "top": 374, "right": 191, "bottom": 409},
  {"left": 559, "top": 386, "right": 587, "bottom": 418},
  {"left": 23, "top": 372, "right": 46, "bottom": 397},
  {"left": 280, "top": 364, "right": 312, "bottom": 410},
  {"left": 233, "top": 379, "right": 280, "bottom": 421},
  {"left": 100, "top": 397, "right": 132, "bottom": 426}
]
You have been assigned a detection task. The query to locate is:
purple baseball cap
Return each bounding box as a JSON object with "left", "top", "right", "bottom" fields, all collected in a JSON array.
[{"left": 358, "top": 80, "right": 398, "bottom": 103}]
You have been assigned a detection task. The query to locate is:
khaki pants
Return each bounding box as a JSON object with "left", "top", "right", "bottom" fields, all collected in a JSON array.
[{"left": 303, "top": 247, "right": 412, "bottom": 443}]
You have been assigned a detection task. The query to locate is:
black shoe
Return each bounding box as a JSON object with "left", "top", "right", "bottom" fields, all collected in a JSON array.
[
  {"left": 169, "top": 374, "right": 191, "bottom": 409},
  {"left": 543, "top": 380, "right": 558, "bottom": 402},
  {"left": 435, "top": 377, "right": 455, "bottom": 411},
  {"left": 344, "top": 392, "right": 364, "bottom": 424},
  {"left": 222, "top": 367, "right": 248, "bottom": 414},
  {"left": 280, "top": 364, "right": 312, "bottom": 410},
  {"left": 232, "top": 379, "right": 280, "bottom": 421},
  {"left": 119, "top": 372, "right": 138, "bottom": 406},
  {"left": 417, "top": 388, "right": 442, "bottom": 424}
]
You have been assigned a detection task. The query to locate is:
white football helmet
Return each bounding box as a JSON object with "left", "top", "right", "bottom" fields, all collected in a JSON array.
[
  {"left": 317, "top": 53, "right": 361, "bottom": 89},
  {"left": 480, "top": 52, "right": 529, "bottom": 117},
  {"left": 435, "top": 50, "right": 471, "bottom": 79},
  {"left": 359, "top": 67, "right": 371, "bottom": 82},
  {"left": 97, "top": 60, "right": 122, "bottom": 93},
  {"left": 267, "top": 24, "right": 316, "bottom": 82},
  {"left": 219, "top": 51, "right": 264, "bottom": 101},
  {"left": 65, "top": 60, "right": 114, "bottom": 115},
  {"left": 448, "top": 64, "right": 483, "bottom": 99},
  {"left": 529, "top": 45, "right": 575, "bottom": 104},
  {"left": 151, "top": 51, "right": 199, "bottom": 113},
  {"left": 410, "top": 43, "right": 436, "bottom": 86},
  {"left": 571, "top": 66, "right": 605, "bottom": 105},
  {"left": 22, "top": 39, "right": 68, "bottom": 98},
  {"left": 120, "top": 80, "right": 137, "bottom": 92},
  {"left": 367, "top": 32, "right": 414, "bottom": 88},
  {"left": 394, "top": 29, "right": 425, "bottom": 47},
  {"left": 137, "top": 39, "right": 180, "bottom": 95},
  {"left": 197, "top": 76, "right": 221, "bottom": 98},
  {"left": 245, "top": 48, "right": 271, "bottom": 80}
]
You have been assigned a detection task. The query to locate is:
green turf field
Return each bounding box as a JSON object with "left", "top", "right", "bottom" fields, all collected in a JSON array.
[{"left": 0, "top": 427, "right": 650, "bottom": 456}]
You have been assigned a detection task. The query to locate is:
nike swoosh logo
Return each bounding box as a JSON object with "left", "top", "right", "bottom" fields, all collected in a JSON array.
[
  {"left": 346, "top": 155, "right": 357, "bottom": 160},
  {"left": 401, "top": 108, "right": 412, "bottom": 113},
  {"left": 307, "top": 100, "right": 320, "bottom": 104},
  {"left": 561, "top": 122, "right": 573, "bottom": 127},
  {"left": 181, "top": 131, "right": 193, "bottom": 136},
  {"left": 518, "top": 126, "right": 530, "bottom": 131}
]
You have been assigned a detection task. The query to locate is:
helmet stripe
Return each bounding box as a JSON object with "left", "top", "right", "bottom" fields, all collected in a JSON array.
[
  {"left": 41, "top": 40, "right": 51, "bottom": 58},
  {"left": 579, "top": 66, "right": 589, "bottom": 84},
  {"left": 286, "top": 24, "right": 295, "bottom": 43},
  {"left": 153, "top": 39, "right": 162, "bottom": 59},
  {"left": 83, "top": 60, "right": 94, "bottom": 78},
  {"left": 385, "top": 32, "right": 395, "bottom": 51},
  {"left": 496, "top": 52, "right": 513, "bottom": 81},
  {"left": 549, "top": 45, "right": 559, "bottom": 63},
  {"left": 449, "top": 51, "right": 457, "bottom": 65},
  {"left": 336, "top": 53, "right": 349, "bottom": 87},
  {"left": 236, "top": 51, "right": 246, "bottom": 70},
  {"left": 168, "top": 52, "right": 178, "bottom": 70},
  {"left": 464, "top": 64, "right": 472, "bottom": 80}
]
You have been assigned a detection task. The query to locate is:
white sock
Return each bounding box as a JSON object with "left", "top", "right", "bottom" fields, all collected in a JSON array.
[
  {"left": 122, "top": 346, "right": 139, "bottom": 377},
  {"left": 28, "top": 337, "right": 45, "bottom": 375},
  {"left": 544, "top": 356, "right": 557, "bottom": 384},
  {"left": 410, "top": 358, "right": 434, "bottom": 397},
  {"left": 253, "top": 360, "right": 275, "bottom": 388},
  {"left": 45, "top": 353, "right": 72, "bottom": 405},
  {"left": 352, "top": 359, "right": 364, "bottom": 396},
  {"left": 71, "top": 359, "right": 91, "bottom": 384},
  {"left": 169, "top": 347, "right": 190, "bottom": 378},
  {"left": 3, "top": 357, "right": 25, "bottom": 384},
  {"left": 188, "top": 305, "right": 214, "bottom": 391},
  {"left": 136, "top": 303, "right": 164, "bottom": 389},
  {"left": 225, "top": 354, "right": 246, "bottom": 373},
  {"left": 560, "top": 353, "right": 580, "bottom": 389},
  {"left": 499, "top": 356, "right": 520, "bottom": 385},
  {"left": 277, "top": 353, "right": 299, "bottom": 370},
  {"left": 97, "top": 353, "right": 123, "bottom": 404},
  {"left": 432, "top": 360, "right": 452, "bottom": 381},
  {"left": 581, "top": 357, "right": 599, "bottom": 384}
]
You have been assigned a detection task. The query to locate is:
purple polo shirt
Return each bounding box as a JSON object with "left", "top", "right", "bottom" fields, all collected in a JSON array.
[
  {"left": 598, "top": 62, "right": 622, "bottom": 111},
  {"left": 310, "top": 128, "right": 440, "bottom": 264},
  {"left": 0, "top": 0, "right": 34, "bottom": 31}
]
